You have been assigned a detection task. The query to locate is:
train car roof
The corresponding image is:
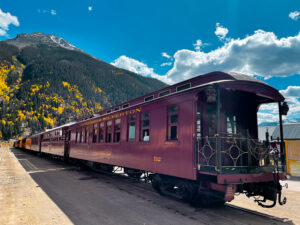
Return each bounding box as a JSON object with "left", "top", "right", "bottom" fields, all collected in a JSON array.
[
  {"left": 77, "top": 71, "right": 283, "bottom": 122},
  {"left": 27, "top": 121, "right": 77, "bottom": 138},
  {"left": 43, "top": 121, "right": 77, "bottom": 133}
]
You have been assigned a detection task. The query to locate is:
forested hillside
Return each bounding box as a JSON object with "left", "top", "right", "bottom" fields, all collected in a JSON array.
[{"left": 0, "top": 33, "right": 167, "bottom": 140}]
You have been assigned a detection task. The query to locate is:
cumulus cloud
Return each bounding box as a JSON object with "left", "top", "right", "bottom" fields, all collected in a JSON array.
[
  {"left": 258, "top": 86, "right": 300, "bottom": 124},
  {"left": 112, "top": 28, "right": 300, "bottom": 97},
  {"left": 165, "top": 30, "right": 300, "bottom": 83},
  {"left": 215, "top": 23, "right": 228, "bottom": 40},
  {"left": 0, "top": 8, "right": 19, "bottom": 36},
  {"left": 289, "top": 11, "right": 300, "bottom": 20},
  {"left": 280, "top": 86, "right": 300, "bottom": 97},
  {"left": 50, "top": 9, "right": 57, "bottom": 15},
  {"left": 162, "top": 52, "right": 171, "bottom": 59},
  {"left": 111, "top": 55, "right": 172, "bottom": 83},
  {"left": 257, "top": 112, "right": 279, "bottom": 124},
  {"left": 88, "top": 6, "right": 93, "bottom": 11}
]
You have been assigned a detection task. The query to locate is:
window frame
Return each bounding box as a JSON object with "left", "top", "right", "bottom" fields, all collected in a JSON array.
[
  {"left": 158, "top": 89, "right": 171, "bottom": 97},
  {"left": 92, "top": 123, "right": 98, "bottom": 143},
  {"left": 123, "top": 103, "right": 130, "bottom": 109},
  {"left": 176, "top": 83, "right": 191, "bottom": 92},
  {"left": 144, "top": 95, "right": 154, "bottom": 102},
  {"left": 141, "top": 112, "right": 150, "bottom": 142},
  {"left": 128, "top": 114, "right": 136, "bottom": 141},
  {"left": 99, "top": 122, "right": 105, "bottom": 143},
  {"left": 76, "top": 128, "right": 79, "bottom": 143},
  {"left": 167, "top": 105, "right": 179, "bottom": 141},
  {"left": 114, "top": 118, "right": 121, "bottom": 143},
  {"left": 106, "top": 120, "right": 112, "bottom": 143}
]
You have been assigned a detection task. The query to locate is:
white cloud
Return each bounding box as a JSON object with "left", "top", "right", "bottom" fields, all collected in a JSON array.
[
  {"left": 280, "top": 86, "right": 300, "bottom": 97},
  {"left": 258, "top": 86, "right": 300, "bottom": 124},
  {"left": 111, "top": 55, "right": 172, "bottom": 83},
  {"left": 257, "top": 112, "right": 279, "bottom": 124},
  {"left": 37, "top": 9, "right": 57, "bottom": 16},
  {"left": 162, "top": 52, "right": 171, "bottom": 59},
  {"left": 0, "top": 28, "right": 6, "bottom": 36},
  {"left": 165, "top": 30, "right": 300, "bottom": 83},
  {"left": 161, "top": 62, "right": 172, "bottom": 67},
  {"left": 88, "top": 6, "right": 93, "bottom": 11},
  {"left": 193, "top": 39, "right": 203, "bottom": 51},
  {"left": 0, "top": 8, "right": 19, "bottom": 36},
  {"left": 280, "top": 86, "right": 300, "bottom": 115},
  {"left": 289, "top": 11, "right": 300, "bottom": 20},
  {"left": 50, "top": 9, "right": 57, "bottom": 15},
  {"left": 112, "top": 29, "right": 300, "bottom": 91},
  {"left": 215, "top": 23, "right": 228, "bottom": 40}
]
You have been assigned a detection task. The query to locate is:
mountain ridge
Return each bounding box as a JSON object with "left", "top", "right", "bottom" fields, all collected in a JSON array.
[{"left": 0, "top": 32, "right": 167, "bottom": 139}]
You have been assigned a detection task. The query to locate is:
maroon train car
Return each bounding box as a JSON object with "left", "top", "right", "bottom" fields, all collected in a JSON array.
[
  {"left": 30, "top": 133, "right": 42, "bottom": 152},
  {"left": 40, "top": 123, "right": 73, "bottom": 156},
  {"left": 17, "top": 71, "right": 288, "bottom": 207},
  {"left": 65, "top": 71, "right": 287, "bottom": 207}
]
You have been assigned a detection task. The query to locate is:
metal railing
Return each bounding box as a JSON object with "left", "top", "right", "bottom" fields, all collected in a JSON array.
[{"left": 196, "top": 135, "right": 283, "bottom": 174}]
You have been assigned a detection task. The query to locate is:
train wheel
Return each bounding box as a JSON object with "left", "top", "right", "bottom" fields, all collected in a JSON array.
[{"left": 158, "top": 176, "right": 192, "bottom": 202}]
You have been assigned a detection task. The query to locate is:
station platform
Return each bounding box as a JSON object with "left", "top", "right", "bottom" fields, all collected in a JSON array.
[{"left": 0, "top": 147, "right": 72, "bottom": 225}]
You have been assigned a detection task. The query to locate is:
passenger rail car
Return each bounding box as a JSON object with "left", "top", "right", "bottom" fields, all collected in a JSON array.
[
  {"left": 40, "top": 123, "right": 73, "bottom": 157},
  {"left": 17, "top": 71, "right": 288, "bottom": 207}
]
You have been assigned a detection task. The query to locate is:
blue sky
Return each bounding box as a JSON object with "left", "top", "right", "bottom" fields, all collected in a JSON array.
[{"left": 1, "top": 0, "right": 300, "bottom": 123}]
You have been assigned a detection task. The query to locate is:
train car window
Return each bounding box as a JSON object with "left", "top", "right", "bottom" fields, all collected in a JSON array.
[
  {"left": 83, "top": 127, "right": 87, "bottom": 143},
  {"left": 80, "top": 127, "right": 83, "bottom": 143},
  {"left": 226, "top": 114, "right": 237, "bottom": 135},
  {"left": 92, "top": 123, "right": 98, "bottom": 143},
  {"left": 76, "top": 128, "right": 79, "bottom": 142},
  {"left": 167, "top": 105, "right": 178, "bottom": 140},
  {"left": 106, "top": 121, "right": 112, "bottom": 143},
  {"left": 128, "top": 115, "right": 136, "bottom": 140},
  {"left": 99, "top": 122, "right": 105, "bottom": 143},
  {"left": 106, "top": 110, "right": 111, "bottom": 114},
  {"left": 141, "top": 112, "right": 150, "bottom": 142},
  {"left": 123, "top": 103, "right": 130, "bottom": 109},
  {"left": 114, "top": 107, "right": 120, "bottom": 111},
  {"left": 114, "top": 119, "right": 121, "bottom": 142},
  {"left": 86, "top": 127, "right": 89, "bottom": 143},
  {"left": 176, "top": 83, "right": 191, "bottom": 92},
  {"left": 159, "top": 89, "right": 170, "bottom": 97},
  {"left": 144, "top": 95, "right": 154, "bottom": 102}
]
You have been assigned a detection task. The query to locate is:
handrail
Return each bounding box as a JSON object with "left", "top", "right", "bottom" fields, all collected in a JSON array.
[{"left": 196, "top": 135, "right": 283, "bottom": 173}]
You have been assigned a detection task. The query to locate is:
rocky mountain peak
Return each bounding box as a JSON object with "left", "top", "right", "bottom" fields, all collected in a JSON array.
[{"left": 4, "top": 32, "right": 81, "bottom": 51}]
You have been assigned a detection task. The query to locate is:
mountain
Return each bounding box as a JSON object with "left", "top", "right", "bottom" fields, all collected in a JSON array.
[
  {"left": 0, "top": 32, "right": 167, "bottom": 140},
  {"left": 4, "top": 32, "right": 82, "bottom": 52}
]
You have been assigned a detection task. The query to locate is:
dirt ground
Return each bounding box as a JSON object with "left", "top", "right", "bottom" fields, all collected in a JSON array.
[
  {"left": 230, "top": 187, "right": 300, "bottom": 224},
  {"left": 0, "top": 147, "right": 73, "bottom": 225}
]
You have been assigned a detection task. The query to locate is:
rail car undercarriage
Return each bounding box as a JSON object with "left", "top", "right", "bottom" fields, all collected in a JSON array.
[{"left": 150, "top": 172, "right": 287, "bottom": 208}]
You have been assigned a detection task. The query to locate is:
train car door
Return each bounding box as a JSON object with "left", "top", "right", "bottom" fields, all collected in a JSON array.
[
  {"left": 197, "top": 86, "right": 218, "bottom": 138},
  {"left": 196, "top": 87, "right": 219, "bottom": 169}
]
